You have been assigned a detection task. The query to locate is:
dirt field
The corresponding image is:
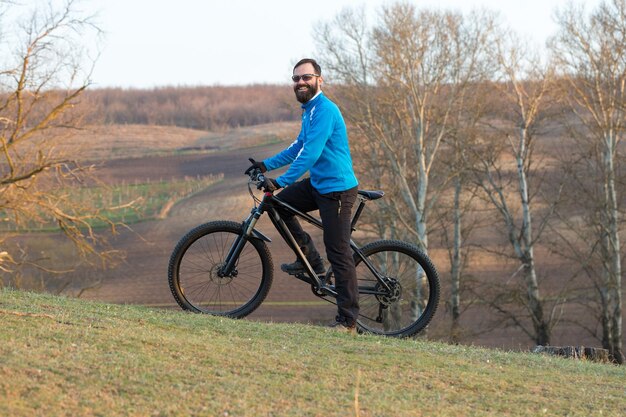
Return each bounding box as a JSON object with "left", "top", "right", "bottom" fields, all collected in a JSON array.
[
  {"left": 26, "top": 123, "right": 625, "bottom": 352},
  {"left": 76, "top": 137, "right": 342, "bottom": 323}
]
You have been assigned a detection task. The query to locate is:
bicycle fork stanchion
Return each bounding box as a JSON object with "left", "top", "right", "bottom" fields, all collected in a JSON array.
[{"left": 219, "top": 206, "right": 262, "bottom": 277}]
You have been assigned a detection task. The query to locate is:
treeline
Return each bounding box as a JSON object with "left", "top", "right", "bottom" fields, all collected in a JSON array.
[{"left": 79, "top": 85, "right": 300, "bottom": 130}]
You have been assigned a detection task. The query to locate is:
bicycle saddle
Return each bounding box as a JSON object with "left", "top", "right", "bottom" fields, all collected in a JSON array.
[{"left": 357, "top": 190, "right": 385, "bottom": 200}]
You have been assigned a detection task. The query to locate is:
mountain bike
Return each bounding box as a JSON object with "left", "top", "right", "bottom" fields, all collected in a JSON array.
[{"left": 167, "top": 168, "right": 440, "bottom": 337}]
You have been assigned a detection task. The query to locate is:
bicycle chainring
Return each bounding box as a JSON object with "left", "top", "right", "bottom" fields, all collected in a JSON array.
[{"left": 310, "top": 270, "right": 335, "bottom": 297}]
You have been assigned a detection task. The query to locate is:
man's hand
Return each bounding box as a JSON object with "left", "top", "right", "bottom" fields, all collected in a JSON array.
[
  {"left": 244, "top": 158, "right": 267, "bottom": 175},
  {"left": 257, "top": 177, "right": 281, "bottom": 192}
]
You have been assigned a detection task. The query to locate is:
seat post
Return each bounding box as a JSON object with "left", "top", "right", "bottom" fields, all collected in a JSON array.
[{"left": 350, "top": 198, "right": 366, "bottom": 231}]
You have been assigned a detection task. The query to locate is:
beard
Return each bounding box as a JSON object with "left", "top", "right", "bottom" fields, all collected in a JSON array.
[{"left": 294, "top": 79, "right": 319, "bottom": 103}]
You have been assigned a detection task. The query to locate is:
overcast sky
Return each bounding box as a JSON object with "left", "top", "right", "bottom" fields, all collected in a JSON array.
[{"left": 58, "top": 0, "right": 601, "bottom": 88}]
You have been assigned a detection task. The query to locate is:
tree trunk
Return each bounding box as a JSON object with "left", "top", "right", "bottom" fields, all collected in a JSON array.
[
  {"left": 450, "top": 175, "right": 462, "bottom": 343},
  {"left": 603, "top": 136, "right": 623, "bottom": 364},
  {"left": 517, "top": 126, "right": 550, "bottom": 346},
  {"left": 525, "top": 263, "right": 550, "bottom": 346}
]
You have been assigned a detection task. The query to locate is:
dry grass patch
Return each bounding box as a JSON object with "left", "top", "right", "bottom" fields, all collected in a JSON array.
[{"left": 54, "top": 122, "right": 299, "bottom": 161}]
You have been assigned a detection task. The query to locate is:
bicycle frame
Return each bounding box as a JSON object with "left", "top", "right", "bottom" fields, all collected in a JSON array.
[{"left": 219, "top": 190, "right": 392, "bottom": 298}]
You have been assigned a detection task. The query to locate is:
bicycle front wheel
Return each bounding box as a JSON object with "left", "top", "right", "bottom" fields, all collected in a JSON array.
[
  {"left": 354, "top": 240, "right": 440, "bottom": 337},
  {"left": 168, "top": 220, "right": 273, "bottom": 318}
]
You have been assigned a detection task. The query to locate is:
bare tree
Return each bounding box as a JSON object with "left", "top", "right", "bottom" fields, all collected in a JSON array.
[
  {"left": 550, "top": 0, "right": 625, "bottom": 363},
  {"left": 437, "top": 77, "right": 495, "bottom": 343},
  {"left": 317, "top": 3, "right": 497, "bottom": 250},
  {"left": 0, "top": 0, "right": 123, "bottom": 282},
  {"left": 467, "top": 28, "right": 563, "bottom": 346}
]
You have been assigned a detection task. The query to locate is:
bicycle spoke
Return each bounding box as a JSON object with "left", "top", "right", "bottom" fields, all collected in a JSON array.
[
  {"left": 353, "top": 240, "right": 439, "bottom": 337},
  {"left": 168, "top": 222, "right": 273, "bottom": 317}
]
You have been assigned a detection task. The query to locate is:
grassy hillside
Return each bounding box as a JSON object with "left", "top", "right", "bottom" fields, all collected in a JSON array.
[{"left": 1, "top": 289, "right": 624, "bottom": 417}]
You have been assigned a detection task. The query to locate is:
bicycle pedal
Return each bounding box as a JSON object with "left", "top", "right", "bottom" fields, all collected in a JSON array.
[
  {"left": 294, "top": 272, "right": 311, "bottom": 283},
  {"left": 294, "top": 272, "right": 328, "bottom": 284}
]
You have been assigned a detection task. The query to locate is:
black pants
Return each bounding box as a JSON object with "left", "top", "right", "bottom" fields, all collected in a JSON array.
[{"left": 276, "top": 178, "right": 359, "bottom": 325}]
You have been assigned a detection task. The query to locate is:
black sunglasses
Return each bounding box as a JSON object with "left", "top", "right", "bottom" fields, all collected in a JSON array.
[{"left": 291, "top": 74, "right": 320, "bottom": 83}]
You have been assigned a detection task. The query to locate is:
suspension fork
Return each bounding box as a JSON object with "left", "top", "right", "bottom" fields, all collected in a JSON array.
[{"left": 218, "top": 198, "right": 268, "bottom": 277}]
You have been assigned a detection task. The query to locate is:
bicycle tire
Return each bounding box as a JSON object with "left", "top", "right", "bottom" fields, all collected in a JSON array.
[
  {"left": 354, "top": 240, "right": 440, "bottom": 337},
  {"left": 168, "top": 220, "right": 274, "bottom": 318}
]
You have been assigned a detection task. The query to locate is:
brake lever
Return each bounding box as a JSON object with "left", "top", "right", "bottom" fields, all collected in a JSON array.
[{"left": 247, "top": 168, "right": 266, "bottom": 187}]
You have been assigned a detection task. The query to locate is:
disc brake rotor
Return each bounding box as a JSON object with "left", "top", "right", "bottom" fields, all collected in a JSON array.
[
  {"left": 211, "top": 263, "right": 235, "bottom": 284},
  {"left": 375, "top": 278, "right": 402, "bottom": 306}
]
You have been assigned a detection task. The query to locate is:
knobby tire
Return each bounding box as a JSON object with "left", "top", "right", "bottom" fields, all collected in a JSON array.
[
  {"left": 167, "top": 221, "right": 273, "bottom": 318},
  {"left": 354, "top": 239, "right": 440, "bottom": 337}
]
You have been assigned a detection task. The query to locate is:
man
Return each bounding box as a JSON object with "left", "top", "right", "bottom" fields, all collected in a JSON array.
[{"left": 245, "top": 58, "right": 359, "bottom": 332}]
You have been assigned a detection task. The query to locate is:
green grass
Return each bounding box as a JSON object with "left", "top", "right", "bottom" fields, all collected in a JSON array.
[
  {"left": 75, "top": 175, "right": 223, "bottom": 225},
  {"left": 1, "top": 289, "right": 624, "bottom": 417},
  {"left": 0, "top": 175, "right": 222, "bottom": 232}
]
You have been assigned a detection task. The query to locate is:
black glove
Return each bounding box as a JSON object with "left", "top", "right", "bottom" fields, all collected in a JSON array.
[
  {"left": 244, "top": 158, "right": 267, "bottom": 175},
  {"left": 257, "top": 177, "right": 281, "bottom": 192}
]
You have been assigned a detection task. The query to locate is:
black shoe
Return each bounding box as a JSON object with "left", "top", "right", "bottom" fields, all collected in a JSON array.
[{"left": 281, "top": 258, "right": 326, "bottom": 275}]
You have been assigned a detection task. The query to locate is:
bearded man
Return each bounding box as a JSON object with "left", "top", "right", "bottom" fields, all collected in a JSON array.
[{"left": 245, "top": 58, "right": 359, "bottom": 332}]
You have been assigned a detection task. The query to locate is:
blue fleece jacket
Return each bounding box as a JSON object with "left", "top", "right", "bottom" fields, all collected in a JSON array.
[{"left": 263, "top": 92, "right": 358, "bottom": 194}]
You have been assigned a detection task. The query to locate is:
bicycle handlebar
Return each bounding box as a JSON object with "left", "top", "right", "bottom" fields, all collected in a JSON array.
[
  {"left": 247, "top": 167, "right": 274, "bottom": 193},
  {"left": 247, "top": 168, "right": 265, "bottom": 182}
]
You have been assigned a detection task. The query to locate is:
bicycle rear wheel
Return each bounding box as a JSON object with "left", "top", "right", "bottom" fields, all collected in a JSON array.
[
  {"left": 168, "top": 220, "right": 273, "bottom": 318},
  {"left": 354, "top": 240, "right": 439, "bottom": 337}
]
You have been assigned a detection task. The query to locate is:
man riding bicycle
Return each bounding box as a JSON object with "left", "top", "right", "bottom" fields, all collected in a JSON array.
[{"left": 245, "top": 58, "right": 359, "bottom": 332}]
